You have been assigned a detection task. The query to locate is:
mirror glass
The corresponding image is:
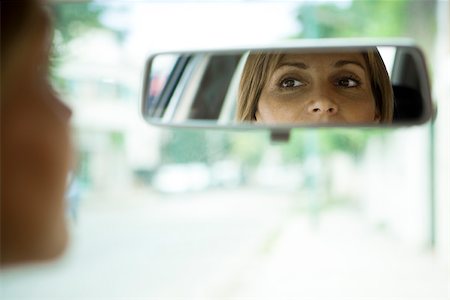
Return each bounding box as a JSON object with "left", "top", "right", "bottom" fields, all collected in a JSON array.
[{"left": 142, "top": 46, "right": 432, "bottom": 127}]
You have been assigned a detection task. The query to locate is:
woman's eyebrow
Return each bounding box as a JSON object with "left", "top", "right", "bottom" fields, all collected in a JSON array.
[
  {"left": 277, "top": 62, "right": 309, "bottom": 69},
  {"left": 334, "top": 60, "right": 366, "bottom": 70}
]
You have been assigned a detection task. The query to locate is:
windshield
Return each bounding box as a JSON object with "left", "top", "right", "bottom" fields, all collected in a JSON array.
[{"left": 1, "top": 1, "right": 448, "bottom": 298}]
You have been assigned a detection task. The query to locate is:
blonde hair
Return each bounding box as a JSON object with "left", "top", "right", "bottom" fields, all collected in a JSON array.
[
  {"left": 237, "top": 49, "right": 394, "bottom": 122},
  {"left": 362, "top": 50, "right": 394, "bottom": 122}
]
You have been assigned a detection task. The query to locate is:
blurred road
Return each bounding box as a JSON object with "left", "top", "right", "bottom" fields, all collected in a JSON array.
[
  {"left": 0, "top": 188, "right": 291, "bottom": 299},
  {"left": 222, "top": 212, "right": 450, "bottom": 300},
  {"left": 1, "top": 188, "right": 448, "bottom": 299}
]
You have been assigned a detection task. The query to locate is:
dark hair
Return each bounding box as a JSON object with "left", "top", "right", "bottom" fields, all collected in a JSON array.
[{"left": 1, "top": 1, "right": 35, "bottom": 68}]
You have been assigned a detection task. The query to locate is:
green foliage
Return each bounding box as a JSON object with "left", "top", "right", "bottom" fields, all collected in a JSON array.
[
  {"left": 317, "top": 129, "right": 383, "bottom": 158},
  {"left": 280, "top": 129, "right": 384, "bottom": 163},
  {"left": 159, "top": 130, "right": 270, "bottom": 167},
  {"left": 158, "top": 127, "right": 382, "bottom": 166},
  {"left": 110, "top": 131, "right": 125, "bottom": 149},
  {"left": 51, "top": 3, "right": 106, "bottom": 45},
  {"left": 160, "top": 130, "right": 209, "bottom": 164},
  {"left": 49, "top": 3, "right": 111, "bottom": 90},
  {"left": 159, "top": 129, "right": 235, "bottom": 164},
  {"left": 295, "top": 0, "right": 436, "bottom": 56},
  {"left": 297, "top": 0, "right": 409, "bottom": 38},
  {"left": 279, "top": 131, "right": 309, "bottom": 162},
  {"left": 229, "top": 132, "right": 269, "bottom": 166}
]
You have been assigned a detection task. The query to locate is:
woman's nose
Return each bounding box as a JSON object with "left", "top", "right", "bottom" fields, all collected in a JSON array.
[{"left": 307, "top": 98, "right": 338, "bottom": 115}]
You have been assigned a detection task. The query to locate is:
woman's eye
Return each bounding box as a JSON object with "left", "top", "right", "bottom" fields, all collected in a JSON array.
[
  {"left": 337, "top": 77, "right": 360, "bottom": 88},
  {"left": 280, "top": 78, "right": 303, "bottom": 88}
]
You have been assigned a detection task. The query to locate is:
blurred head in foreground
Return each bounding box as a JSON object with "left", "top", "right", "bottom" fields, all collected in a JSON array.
[{"left": 1, "top": 0, "right": 73, "bottom": 266}]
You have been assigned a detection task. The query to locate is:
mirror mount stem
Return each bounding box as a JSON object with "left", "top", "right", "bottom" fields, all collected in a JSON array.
[{"left": 270, "top": 130, "right": 291, "bottom": 143}]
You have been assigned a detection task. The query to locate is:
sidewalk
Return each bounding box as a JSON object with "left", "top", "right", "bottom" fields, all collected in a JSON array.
[{"left": 223, "top": 211, "right": 450, "bottom": 299}]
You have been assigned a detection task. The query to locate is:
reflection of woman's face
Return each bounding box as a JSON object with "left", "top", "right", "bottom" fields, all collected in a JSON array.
[{"left": 256, "top": 53, "right": 380, "bottom": 124}]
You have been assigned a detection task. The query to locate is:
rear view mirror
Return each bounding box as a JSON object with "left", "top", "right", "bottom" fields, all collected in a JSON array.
[{"left": 141, "top": 40, "right": 433, "bottom": 129}]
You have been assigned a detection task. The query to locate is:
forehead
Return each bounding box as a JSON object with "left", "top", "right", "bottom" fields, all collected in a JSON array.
[{"left": 279, "top": 52, "right": 366, "bottom": 67}]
